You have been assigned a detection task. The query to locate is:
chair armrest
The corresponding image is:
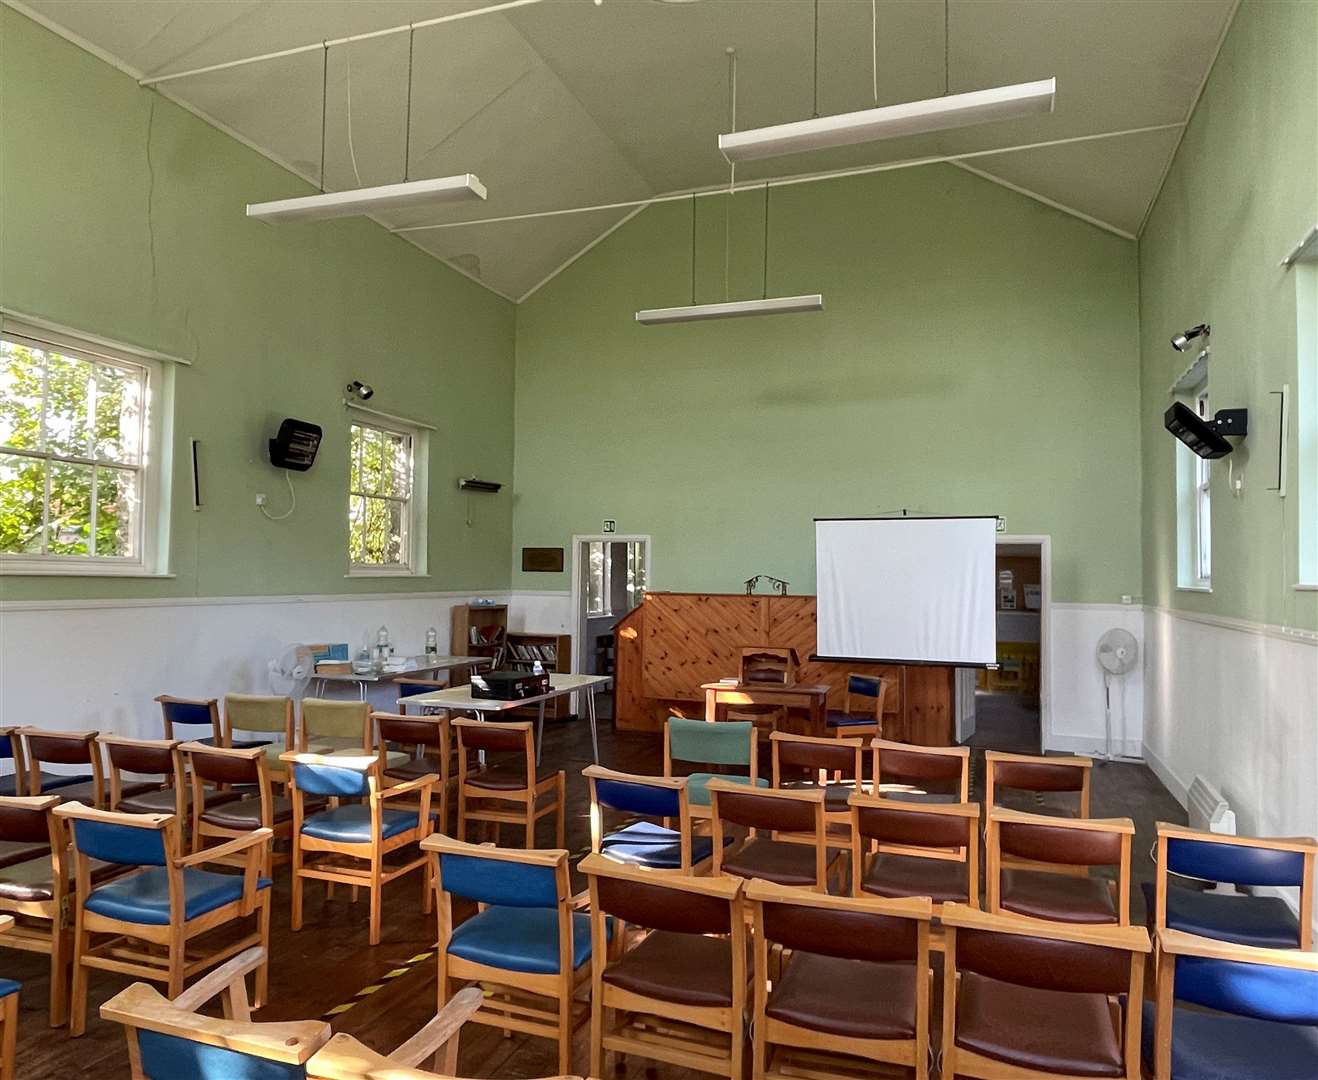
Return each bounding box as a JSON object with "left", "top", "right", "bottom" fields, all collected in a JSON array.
[
  {"left": 175, "top": 828, "right": 273, "bottom": 869},
  {"left": 389, "top": 986, "right": 485, "bottom": 1067},
  {"left": 1158, "top": 928, "right": 1318, "bottom": 971},
  {"left": 570, "top": 888, "right": 592, "bottom": 911},
  {"left": 170, "top": 946, "right": 267, "bottom": 1012},
  {"left": 379, "top": 775, "right": 438, "bottom": 801}
]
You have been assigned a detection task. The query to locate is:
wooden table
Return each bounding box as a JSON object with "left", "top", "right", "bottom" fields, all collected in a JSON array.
[
  {"left": 701, "top": 681, "right": 830, "bottom": 734},
  {"left": 312, "top": 655, "right": 490, "bottom": 700},
  {"left": 402, "top": 673, "right": 612, "bottom": 764}
]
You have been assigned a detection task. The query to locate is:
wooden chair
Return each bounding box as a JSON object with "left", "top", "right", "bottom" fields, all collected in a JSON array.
[
  {"left": 583, "top": 853, "right": 748, "bottom": 1080},
  {"left": 397, "top": 678, "right": 450, "bottom": 715},
  {"left": 1147, "top": 822, "right": 1315, "bottom": 950},
  {"left": 986, "top": 807, "right": 1134, "bottom": 926},
  {"left": 453, "top": 718, "right": 564, "bottom": 848},
  {"left": 155, "top": 695, "right": 222, "bottom": 745},
  {"left": 102, "top": 735, "right": 233, "bottom": 822},
  {"left": 182, "top": 741, "right": 314, "bottom": 877},
  {"left": 985, "top": 748, "right": 1093, "bottom": 818},
  {"left": 769, "top": 731, "right": 865, "bottom": 847},
  {"left": 17, "top": 728, "right": 155, "bottom": 808},
  {"left": 424, "top": 835, "right": 599, "bottom": 1074},
  {"left": 299, "top": 698, "right": 367, "bottom": 753},
  {"left": 223, "top": 694, "right": 294, "bottom": 786},
  {"left": 747, "top": 879, "right": 933, "bottom": 1080},
  {"left": 284, "top": 752, "right": 435, "bottom": 947},
  {"left": 664, "top": 717, "right": 766, "bottom": 821},
  {"left": 375, "top": 711, "right": 453, "bottom": 833},
  {"left": 52, "top": 800, "right": 272, "bottom": 1036},
  {"left": 871, "top": 739, "right": 970, "bottom": 803},
  {"left": 849, "top": 792, "right": 980, "bottom": 933},
  {"left": 0, "top": 727, "right": 88, "bottom": 797},
  {"left": 0, "top": 795, "right": 92, "bottom": 1027},
  {"left": 1146, "top": 929, "right": 1318, "bottom": 1080},
  {"left": 709, "top": 781, "right": 834, "bottom": 891},
  {"left": 0, "top": 915, "right": 16, "bottom": 1080},
  {"left": 585, "top": 765, "right": 719, "bottom": 873},
  {"left": 940, "top": 903, "right": 1150, "bottom": 1080},
  {"left": 823, "top": 673, "right": 888, "bottom": 740}
]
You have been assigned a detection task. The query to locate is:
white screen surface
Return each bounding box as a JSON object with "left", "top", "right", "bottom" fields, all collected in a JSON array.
[{"left": 815, "top": 517, "right": 997, "bottom": 665}]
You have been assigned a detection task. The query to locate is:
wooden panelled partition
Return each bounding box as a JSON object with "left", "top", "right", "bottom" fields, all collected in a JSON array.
[{"left": 613, "top": 593, "right": 956, "bottom": 745}]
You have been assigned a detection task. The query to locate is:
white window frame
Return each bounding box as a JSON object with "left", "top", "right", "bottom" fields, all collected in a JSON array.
[
  {"left": 1297, "top": 265, "right": 1317, "bottom": 589},
  {"left": 346, "top": 414, "right": 428, "bottom": 578},
  {"left": 1175, "top": 377, "right": 1213, "bottom": 591},
  {"left": 0, "top": 320, "right": 171, "bottom": 577}
]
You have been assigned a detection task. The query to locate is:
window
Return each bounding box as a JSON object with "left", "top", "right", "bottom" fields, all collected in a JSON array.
[
  {"left": 348, "top": 418, "right": 426, "bottom": 575},
  {"left": 1175, "top": 375, "right": 1212, "bottom": 590},
  {"left": 0, "top": 324, "right": 166, "bottom": 575},
  {"left": 585, "top": 540, "right": 647, "bottom": 617}
]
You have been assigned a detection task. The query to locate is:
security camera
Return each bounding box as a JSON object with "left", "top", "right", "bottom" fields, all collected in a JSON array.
[
  {"left": 346, "top": 380, "right": 374, "bottom": 401},
  {"left": 1171, "top": 324, "right": 1210, "bottom": 351}
]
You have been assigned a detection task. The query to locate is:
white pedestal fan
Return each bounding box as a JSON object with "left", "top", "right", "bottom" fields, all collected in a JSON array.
[{"left": 1097, "top": 628, "right": 1140, "bottom": 763}]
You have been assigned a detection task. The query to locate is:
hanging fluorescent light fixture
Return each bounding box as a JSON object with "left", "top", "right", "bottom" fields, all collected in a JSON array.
[
  {"left": 247, "top": 174, "right": 486, "bottom": 223},
  {"left": 718, "top": 77, "right": 1055, "bottom": 162},
  {"left": 636, "top": 294, "right": 823, "bottom": 324},
  {"left": 246, "top": 32, "right": 486, "bottom": 223}
]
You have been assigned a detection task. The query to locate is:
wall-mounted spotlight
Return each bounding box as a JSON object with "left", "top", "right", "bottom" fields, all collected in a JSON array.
[
  {"left": 346, "top": 380, "right": 374, "bottom": 401},
  {"left": 1171, "top": 324, "right": 1210, "bottom": 351},
  {"left": 459, "top": 477, "right": 502, "bottom": 493}
]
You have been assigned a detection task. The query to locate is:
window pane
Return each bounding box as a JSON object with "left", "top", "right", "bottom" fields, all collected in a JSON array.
[
  {"left": 587, "top": 541, "right": 605, "bottom": 615},
  {"left": 47, "top": 460, "right": 92, "bottom": 554},
  {"left": 358, "top": 426, "right": 384, "bottom": 494},
  {"left": 0, "top": 452, "right": 46, "bottom": 553},
  {"left": 384, "top": 431, "right": 410, "bottom": 497},
  {"left": 95, "top": 466, "right": 139, "bottom": 557},
  {"left": 350, "top": 425, "right": 363, "bottom": 491},
  {"left": 44, "top": 351, "right": 94, "bottom": 458},
  {"left": 93, "top": 364, "right": 143, "bottom": 464},
  {"left": 351, "top": 495, "right": 405, "bottom": 566},
  {"left": 0, "top": 341, "right": 44, "bottom": 451}
]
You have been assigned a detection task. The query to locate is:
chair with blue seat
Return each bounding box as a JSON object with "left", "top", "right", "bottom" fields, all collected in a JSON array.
[
  {"left": 824, "top": 674, "right": 889, "bottom": 740},
  {"left": 155, "top": 695, "right": 222, "bottom": 747},
  {"left": 284, "top": 752, "right": 435, "bottom": 947},
  {"left": 396, "top": 678, "right": 449, "bottom": 716},
  {"left": 1146, "top": 823, "right": 1315, "bottom": 951},
  {"left": 51, "top": 799, "right": 273, "bottom": 1036},
  {"left": 1144, "top": 927, "right": 1318, "bottom": 1080},
  {"left": 223, "top": 694, "right": 294, "bottom": 786},
  {"left": 663, "top": 717, "right": 767, "bottom": 821},
  {"left": 0, "top": 914, "right": 18, "bottom": 1080},
  {"left": 0, "top": 727, "right": 89, "bottom": 798},
  {"left": 423, "top": 834, "right": 602, "bottom": 1075},
  {"left": 585, "top": 765, "right": 722, "bottom": 872}
]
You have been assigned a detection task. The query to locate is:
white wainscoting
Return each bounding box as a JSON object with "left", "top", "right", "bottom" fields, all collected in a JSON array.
[
  {"left": 1046, "top": 603, "right": 1145, "bottom": 757},
  {"left": 0, "top": 590, "right": 510, "bottom": 739},
  {"left": 1143, "top": 607, "right": 1318, "bottom": 840}
]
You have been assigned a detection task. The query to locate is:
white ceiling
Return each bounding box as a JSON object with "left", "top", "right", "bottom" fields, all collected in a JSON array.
[{"left": 15, "top": 0, "right": 1237, "bottom": 300}]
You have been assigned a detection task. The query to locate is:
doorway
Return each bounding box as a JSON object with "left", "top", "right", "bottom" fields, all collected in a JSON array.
[
  {"left": 570, "top": 535, "right": 650, "bottom": 718},
  {"left": 960, "top": 537, "right": 1050, "bottom": 753}
]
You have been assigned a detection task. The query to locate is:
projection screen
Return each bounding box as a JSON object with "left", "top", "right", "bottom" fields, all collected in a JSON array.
[{"left": 814, "top": 516, "right": 997, "bottom": 666}]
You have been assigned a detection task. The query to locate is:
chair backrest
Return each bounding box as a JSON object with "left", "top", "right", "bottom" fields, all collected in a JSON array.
[
  {"left": 453, "top": 719, "right": 533, "bottom": 778},
  {"left": 665, "top": 717, "right": 755, "bottom": 769},
  {"left": 0, "top": 729, "right": 25, "bottom": 796},
  {"left": 849, "top": 794, "right": 981, "bottom": 905},
  {"left": 374, "top": 712, "right": 447, "bottom": 755},
  {"left": 770, "top": 732, "right": 863, "bottom": 786},
  {"left": 585, "top": 765, "right": 683, "bottom": 820},
  {"left": 0, "top": 794, "right": 61, "bottom": 848},
  {"left": 183, "top": 742, "right": 265, "bottom": 788},
  {"left": 54, "top": 802, "right": 175, "bottom": 868},
  {"left": 985, "top": 750, "right": 1092, "bottom": 816},
  {"left": 991, "top": 808, "right": 1132, "bottom": 869},
  {"left": 287, "top": 755, "right": 375, "bottom": 800},
  {"left": 396, "top": 679, "right": 447, "bottom": 715},
  {"left": 709, "top": 782, "right": 822, "bottom": 835},
  {"left": 155, "top": 696, "right": 222, "bottom": 743},
  {"left": 748, "top": 878, "right": 931, "bottom": 965},
  {"left": 224, "top": 694, "right": 294, "bottom": 742},
  {"left": 582, "top": 852, "right": 741, "bottom": 936},
  {"left": 298, "top": 699, "right": 371, "bottom": 751},
  {"left": 101, "top": 737, "right": 183, "bottom": 813},
  {"left": 19, "top": 728, "right": 102, "bottom": 804},
  {"left": 101, "top": 947, "right": 328, "bottom": 1080},
  {"left": 844, "top": 674, "right": 887, "bottom": 718},
  {"left": 427, "top": 835, "right": 567, "bottom": 909},
  {"left": 872, "top": 740, "right": 969, "bottom": 801}
]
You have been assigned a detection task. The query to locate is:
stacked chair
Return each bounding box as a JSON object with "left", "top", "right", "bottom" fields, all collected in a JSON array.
[{"left": 584, "top": 765, "right": 720, "bottom": 872}]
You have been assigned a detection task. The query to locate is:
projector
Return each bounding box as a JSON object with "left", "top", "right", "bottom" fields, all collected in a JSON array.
[{"left": 470, "top": 670, "right": 551, "bottom": 700}]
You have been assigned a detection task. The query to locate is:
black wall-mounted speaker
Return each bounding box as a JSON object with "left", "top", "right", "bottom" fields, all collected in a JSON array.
[{"left": 269, "top": 418, "right": 322, "bottom": 471}]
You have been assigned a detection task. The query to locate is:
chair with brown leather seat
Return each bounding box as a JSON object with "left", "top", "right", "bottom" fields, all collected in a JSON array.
[
  {"left": 769, "top": 732, "right": 865, "bottom": 849},
  {"left": 453, "top": 719, "right": 564, "bottom": 849},
  {"left": 583, "top": 853, "right": 747, "bottom": 1080},
  {"left": 374, "top": 711, "right": 452, "bottom": 833},
  {"left": 871, "top": 740, "right": 969, "bottom": 803},
  {"left": 1, "top": 727, "right": 90, "bottom": 797},
  {"left": 940, "top": 903, "right": 1150, "bottom": 1080},
  {"left": 708, "top": 781, "right": 833, "bottom": 892},
  {"left": 986, "top": 807, "right": 1134, "bottom": 926},
  {"left": 18, "top": 729, "right": 156, "bottom": 809},
  {"left": 747, "top": 879, "right": 933, "bottom": 1080},
  {"left": 849, "top": 792, "right": 980, "bottom": 933},
  {"left": 101, "top": 736, "right": 242, "bottom": 826},
  {"left": 985, "top": 749, "right": 1093, "bottom": 818},
  {"left": 182, "top": 742, "right": 323, "bottom": 876}
]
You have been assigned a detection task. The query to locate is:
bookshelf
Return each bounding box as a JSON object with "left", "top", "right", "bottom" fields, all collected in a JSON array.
[{"left": 449, "top": 604, "right": 508, "bottom": 686}]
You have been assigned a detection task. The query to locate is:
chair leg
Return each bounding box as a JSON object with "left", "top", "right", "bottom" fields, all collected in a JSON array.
[
  {"left": 422, "top": 856, "right": 434, "bottom": 915},
  {"left": 555, "top": 774, "right": 566, "bottom": 849},
  {"left": 68, "top": 917, "right": 89, "bottom": 1037},
  {"left": 291, "top": 853, "right": 304, "bottom": 932},
  {"left": 557, "top": 988, "right": 573, "bottom": 1075},
  {"left": 0, "top": 993, "right": 16, "bottom": 1080},
  {"left": 590, "top": 988, "right": 605, "bottom": 1079},
  {"left": 526, "top": 799, "right": 537, "bottom": 850},
  {"left": 255, "top": 897, "right": 271, "bottom": 1008},
  {"left": 457, "top": 794, "right": 468, "bottom": 844},
  {"left": 369, "top": 863, "right": 383, "bottom": 947},
  {"left": 49, "top": 924, "right": 70, "bottom": 1028},
  {"left": 166, "top": 941, "right": 185, "bottom": 1001},
  {"left": 751, "top": 1019, "right": 767, "bottom": 1080}
]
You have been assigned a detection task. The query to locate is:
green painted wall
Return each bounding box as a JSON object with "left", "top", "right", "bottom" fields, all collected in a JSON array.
[
  {"left": 512, "top": 164, "right": 1143, "bottom": 601},
  {"left": 0, "top": 8, "right": 516, "bottom": 602},
  {"left": 1138, "top": 0, "right": 1318, "bottom": 631}
]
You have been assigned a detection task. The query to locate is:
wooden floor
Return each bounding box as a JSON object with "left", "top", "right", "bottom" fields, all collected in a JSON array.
[{"left": 10, "top": 716, "right": 1185, "bottom": 1079}]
